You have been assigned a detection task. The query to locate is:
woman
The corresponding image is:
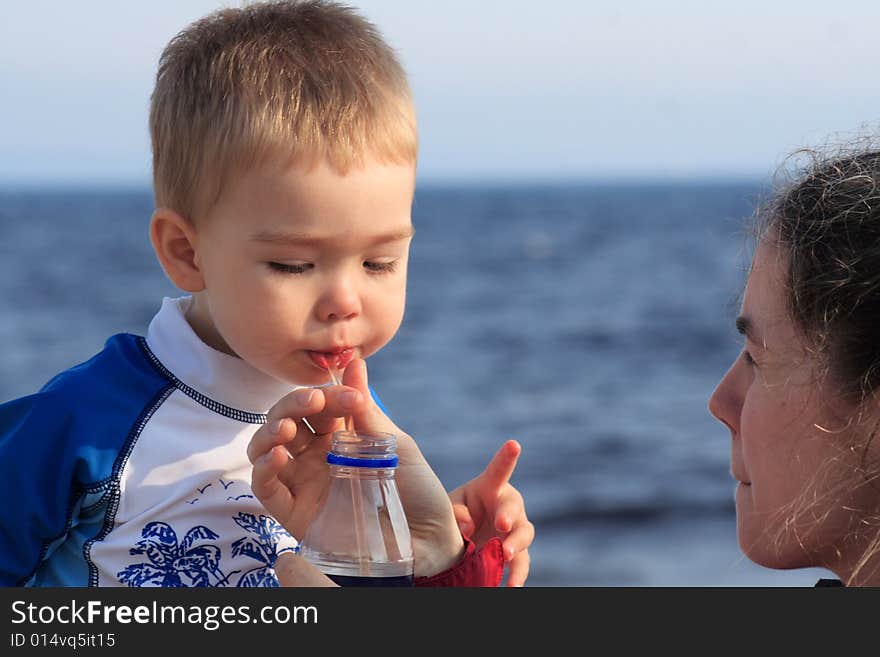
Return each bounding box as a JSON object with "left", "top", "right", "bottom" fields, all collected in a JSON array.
[{"left": 709, "top": 147, "right": 880, "bottom": 586}]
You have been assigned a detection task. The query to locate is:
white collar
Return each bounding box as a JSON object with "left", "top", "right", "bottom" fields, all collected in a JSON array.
[{"left": 146, "top": 296, "right": 296, "bottom": 414}]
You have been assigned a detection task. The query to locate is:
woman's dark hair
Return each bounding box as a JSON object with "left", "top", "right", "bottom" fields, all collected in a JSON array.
[
  {"left": 757, "top": 146, "right": 880, "bottom": 585},
  {"left": 758, "top": 147, "right": 880, "bottom": 403}
]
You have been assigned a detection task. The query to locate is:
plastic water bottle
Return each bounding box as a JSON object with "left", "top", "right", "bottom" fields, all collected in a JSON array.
[{"left": 298, "top": 430, "right": 414, "bottom": 586}]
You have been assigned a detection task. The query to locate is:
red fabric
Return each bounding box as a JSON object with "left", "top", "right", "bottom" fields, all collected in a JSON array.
[{"left": 414, "top": 535, "right": 504, "bottom": 587}]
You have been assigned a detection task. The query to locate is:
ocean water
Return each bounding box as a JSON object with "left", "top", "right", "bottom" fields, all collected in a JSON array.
[{"left": 0, "top": 182, "right": 834, "bottom": 587}]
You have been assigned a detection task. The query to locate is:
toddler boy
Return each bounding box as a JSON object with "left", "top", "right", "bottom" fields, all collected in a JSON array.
[{"left": 0, "top": 0, "right": 531, "bottom": 587}]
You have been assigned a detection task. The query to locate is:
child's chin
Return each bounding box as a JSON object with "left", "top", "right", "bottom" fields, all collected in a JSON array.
[{"left": 288, "top": 367, "right": 334, "bottom": 387}]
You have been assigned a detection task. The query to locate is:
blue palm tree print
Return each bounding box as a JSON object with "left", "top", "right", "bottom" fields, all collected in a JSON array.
[
  {"left": 117, "top": 515, "right": 295, "bottom": 587},
  {"left": 117, "top": 522, "right": 236, "bottom": 587},
  {"left": 231, "top": 512, "right": 295, "bottom": 587}
]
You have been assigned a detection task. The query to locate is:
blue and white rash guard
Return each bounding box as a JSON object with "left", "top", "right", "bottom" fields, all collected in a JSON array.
[{"left": 0, "top": 296, "right": 386, "bottom": 587}]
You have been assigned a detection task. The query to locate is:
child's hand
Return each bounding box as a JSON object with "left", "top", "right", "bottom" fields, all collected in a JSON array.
[
  {"left": 247, "top": 384, "right": 356, "bottom": 539},
  {"left": 274, "top": 552, "right": 338, "bottom": 587},
  {"left": 448, "top": 441, "right": 533, "bottom": 587},
  {"left": 247, "top": 358, "right": 464, "bottom": 579}
]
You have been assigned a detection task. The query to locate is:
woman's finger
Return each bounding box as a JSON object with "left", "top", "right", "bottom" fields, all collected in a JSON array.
[{"left": 342, "top": 359, "right": 402, "bottom": 436}]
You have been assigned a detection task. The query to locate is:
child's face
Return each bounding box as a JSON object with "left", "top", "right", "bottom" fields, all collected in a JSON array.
[{"left": 188, "top": 157, "right": 415, "bottom": 386}]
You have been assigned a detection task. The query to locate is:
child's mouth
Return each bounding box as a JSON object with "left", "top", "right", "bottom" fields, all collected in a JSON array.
[{"left": 308, "top": 348, "right": 354, "bottom": 372}]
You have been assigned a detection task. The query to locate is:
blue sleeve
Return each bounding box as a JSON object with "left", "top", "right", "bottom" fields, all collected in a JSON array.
[
  {"left": 0, "top": 334, "right": 173, "bottom": 586},
  {"left": 0, "top": 391, "right": 79, "bottom": 585},
  {"left": 368, "top": 385, "right": 391, "bottom": 420}
]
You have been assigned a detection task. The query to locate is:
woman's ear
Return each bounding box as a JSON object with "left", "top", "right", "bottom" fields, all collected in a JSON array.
[{"left": 149, "top": 208, "right": 205, "bottom": 292}]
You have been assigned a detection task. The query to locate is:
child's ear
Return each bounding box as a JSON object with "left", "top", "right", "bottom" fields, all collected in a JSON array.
[{"left": 149, "top": 208, "right": 205, "bottom": 292}]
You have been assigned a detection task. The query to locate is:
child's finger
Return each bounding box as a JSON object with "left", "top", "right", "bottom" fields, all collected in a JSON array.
[
  {"left": 305, "top": 384, "right": 369, "bottom": 435},
  {"left": 501, "top": 519, "right": 535, "bottom": 563},
  {"left": 452, "top": 503, "right": 476, "bottom": 538},
  {"left": 263, "top": 385, "right": 360, "bottom": 437},
  {"left": 264, "top": 387, "right": 326, "bottom": 425},
  {"left": 282, "top": 416, "right": 334, "bottom": 460},
  {"left": 481, "top": 440, "right": 521, "bottom": 489},
  {"left": 274, "top": 552, "right": 338, "bottom": 587},
  {"left": 492, "top": 489, "right": 525, "bottom": 534},
  {"left": 250, "top": 445, "right": 295, "bottom": 520},
  {"left": 247, "top": 416, "right": 298, "bottom": 465},
  {"left": 504, "top": 550, "right": 530, "bottom": 587}
]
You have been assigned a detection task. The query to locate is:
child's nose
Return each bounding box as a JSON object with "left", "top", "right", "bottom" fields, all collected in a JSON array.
[{"left": 315, "top": 276, "right": 362, "bottom": 322}]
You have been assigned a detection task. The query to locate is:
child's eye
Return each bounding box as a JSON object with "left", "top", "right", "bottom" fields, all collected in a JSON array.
[
  {"left": 363, "top": 260, "right": 398, "bottom": 274},
  {"left": 268, "top": 262, "right": 314, "bottom": 274}
]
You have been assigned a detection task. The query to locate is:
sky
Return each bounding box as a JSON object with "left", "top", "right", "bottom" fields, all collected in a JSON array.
[{"left": 2, "top": 0, "right": 880, "bottom": 186}]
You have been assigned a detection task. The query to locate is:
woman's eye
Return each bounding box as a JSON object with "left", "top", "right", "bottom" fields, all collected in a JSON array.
[
  {"left": 363, "top": 260, "right": 397, "bottom": 274},
  {"left": 268, "top": 262, "right": 313, "bottom": 274}
]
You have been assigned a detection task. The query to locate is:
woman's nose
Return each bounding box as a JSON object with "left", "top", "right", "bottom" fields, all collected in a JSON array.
[{"left": 708, "top": 359, "right": 743, "bottom": 436}]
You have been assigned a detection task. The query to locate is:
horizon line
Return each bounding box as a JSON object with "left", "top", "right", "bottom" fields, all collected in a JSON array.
[{"left": 0, "top": 172, "right": 771, "bottom": 192}]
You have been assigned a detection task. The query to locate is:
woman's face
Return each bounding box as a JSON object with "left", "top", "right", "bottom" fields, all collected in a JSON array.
[{"left": 708, "top": 239, "right": 880, "bottom": 578}]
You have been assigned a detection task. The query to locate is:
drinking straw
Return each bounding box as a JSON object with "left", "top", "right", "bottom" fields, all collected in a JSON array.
[
  {"left": 326, "top": 363, "right": 368, "bottom": 576},
  {"left": 326, "top": 366, "right": 354, "bottom": 433}
]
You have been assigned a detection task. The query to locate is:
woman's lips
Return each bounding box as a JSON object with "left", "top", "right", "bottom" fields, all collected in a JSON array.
[
  {"left": 732, "top": 473, "right": 751, "bottom": 486},
  {"left": 308, "top": 348, "right": 354, "bottom": 371},
  {"left": 731, "top": 466, "right": 751, "bottom": 486}
]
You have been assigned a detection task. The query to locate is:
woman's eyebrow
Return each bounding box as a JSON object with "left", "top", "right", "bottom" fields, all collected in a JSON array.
[{"left": 735, "top": 315, "right": 763, "bottom": 345}]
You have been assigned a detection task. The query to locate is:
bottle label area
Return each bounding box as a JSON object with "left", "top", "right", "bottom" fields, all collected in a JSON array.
[
  {"left": 301, "top": 549, "right": 414, "bottom": 579},
  {"left": 326, "top": 573, "right": 414, "bottom": 587}
]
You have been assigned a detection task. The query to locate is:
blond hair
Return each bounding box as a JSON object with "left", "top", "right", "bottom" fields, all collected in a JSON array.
[{"left": 150, "top": 0, "right": 417, "bottom": 219}]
